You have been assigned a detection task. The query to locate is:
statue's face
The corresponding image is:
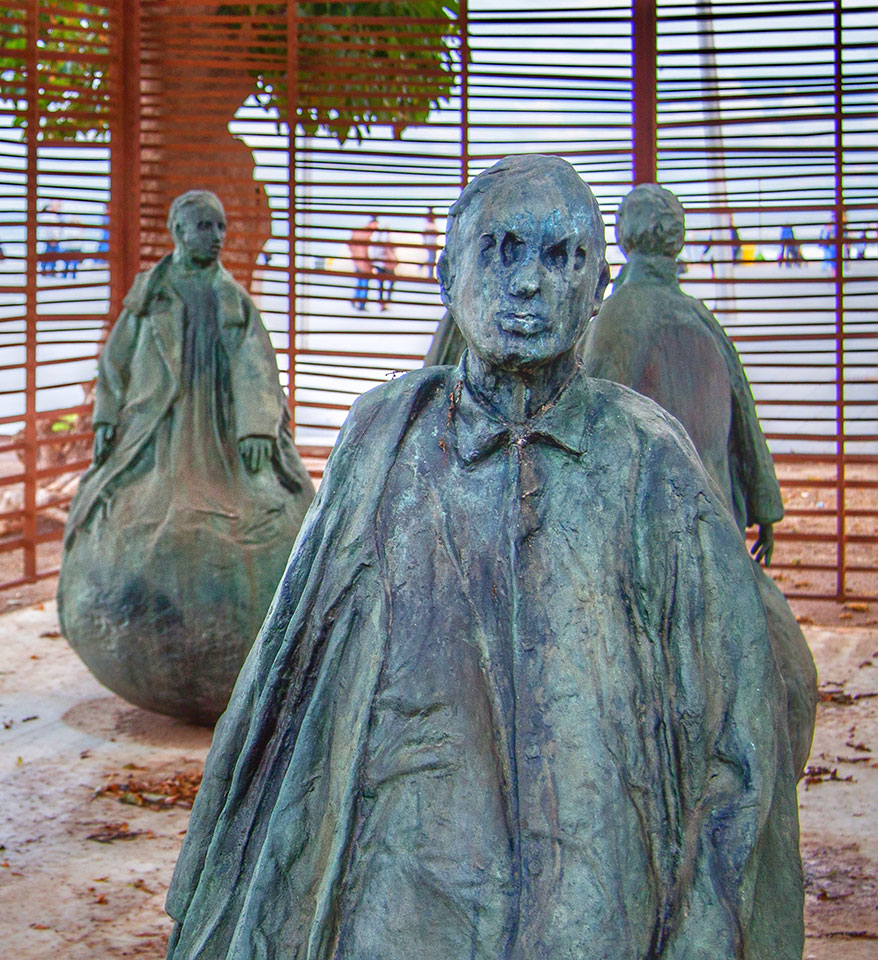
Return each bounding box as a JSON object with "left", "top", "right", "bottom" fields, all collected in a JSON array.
[
  {"left": 444, "top": 183, "right": 605, "bottom": 371},
  {"left": 174, "top": 199, "right": 227, "bottom": 265}
]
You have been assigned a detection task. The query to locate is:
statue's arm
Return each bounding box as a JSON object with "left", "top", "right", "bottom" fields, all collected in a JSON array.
[
  {"left": 632, "top": 425, "right": 800, "bottom": 958},
  {"left": 91, "top": 307, "right": 141, "bottom": 462},
  {"left": 691, "top": 299, "right": 784, "bottom": 539},
  {"left": 662, "top": 497, "right": 799, "bottom": 958},
  {"left": 228, "top": 294, "right": 286, "bottom": 443}
]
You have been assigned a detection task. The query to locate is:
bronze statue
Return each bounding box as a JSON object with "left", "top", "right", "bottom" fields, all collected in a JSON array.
[
  {"left": 579, "top": 183, "right": 817, "bottom": 777},
  {"left": 58, "top": 190, "right": 315, "bottom": 724},
  {"left": 166, "top": 158, "right": 804, "bottom": 959}
]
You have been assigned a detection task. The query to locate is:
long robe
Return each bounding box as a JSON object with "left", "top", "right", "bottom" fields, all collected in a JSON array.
[
  {"left": 58, "top": 256, "right": 314, "bottom": 723},
  {"left": 166, "top": 360, "right": 803, "bottom": 959},
  {"left": 579, "top": 253, "right": 817, "bottom": 776}
]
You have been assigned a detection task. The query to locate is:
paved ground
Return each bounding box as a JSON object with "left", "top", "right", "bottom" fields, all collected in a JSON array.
[{"left": 0, "top": 599, "right": 876, "bottom": 959}]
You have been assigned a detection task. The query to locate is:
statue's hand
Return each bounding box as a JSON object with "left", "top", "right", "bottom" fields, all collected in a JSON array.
[
  {"left": 750, "top": 523, "right": 775, "bottom": 566},
  {"left": 92, "top": 423, "right": 116, "bottom": 465},
  {"left": 239, "top": 436, "right": 274, "bottom": 473}
]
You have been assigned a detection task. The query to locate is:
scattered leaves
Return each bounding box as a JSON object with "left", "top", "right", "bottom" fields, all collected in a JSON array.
[
  {"left": 95, "top": 770, "right": 202, "bottom": 810},
  {"left": 22, "top": 715, "right": 38, "bottom": 723},
  {"left": 39, "top": 630, "right": 62, "bottom": 639},
  {"left": 29, "top": 923, "right": 50, "bottom": 930},
  {"left": 804, "top": 765, "right": 855, "bottom": 787},
  {"left": 843, "top": 602, "right": 870, "bottom": 613},
  {"left": 86, "top": 822, "right": 152, "bottom": 843}
]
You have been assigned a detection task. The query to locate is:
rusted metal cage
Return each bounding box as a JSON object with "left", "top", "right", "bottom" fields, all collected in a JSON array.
[{"left": 0, "top": 0, "right": 875, "bottom": 601}]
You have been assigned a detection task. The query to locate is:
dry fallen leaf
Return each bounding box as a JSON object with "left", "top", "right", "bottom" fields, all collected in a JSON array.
[{"left": 86, "top": 822, "right": 152, "bottom": 843}]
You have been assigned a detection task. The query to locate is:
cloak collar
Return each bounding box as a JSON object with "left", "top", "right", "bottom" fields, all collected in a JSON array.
[{"left": 451, "top": 352, "right": 590, "bottom": 465}]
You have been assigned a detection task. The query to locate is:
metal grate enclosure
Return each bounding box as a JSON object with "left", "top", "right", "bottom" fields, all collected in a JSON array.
[{"left": 0, "top": 0, "right": 875, "bottom": 600}]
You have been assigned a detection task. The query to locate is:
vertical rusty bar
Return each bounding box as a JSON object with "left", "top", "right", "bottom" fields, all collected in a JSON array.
[
  {"left": 23, "top": 0, "right": 39, "bottom": 582},
  {"left": 112, "top": 0, "right": 142, "bottom": 311},
  {"left": 832, "top": 0, "right": 846, "bottom": 599},
  {"left": 286, "top": 1, "right": 298, "bottom": 420},
  {"left": 459, "top": 0, "right": 469, "bottom": 187},
  {"left": 632, "top": 0, "right": 657, "bottom": 184}
]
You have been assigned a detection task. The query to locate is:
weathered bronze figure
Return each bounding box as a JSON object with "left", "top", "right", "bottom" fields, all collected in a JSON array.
[
  {"left": 579, "top": 183, "right": 817, "bottom": 777},
  {"left": 58, "top": 190, "right": 314, "bottom": 724},
  {"left": 166, "top": 158, "right": 804, "bottom": 958}
]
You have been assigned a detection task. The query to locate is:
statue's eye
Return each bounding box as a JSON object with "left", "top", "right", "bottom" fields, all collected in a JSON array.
[
  {"left": 500, "top": 233, "right": 524, "bottom": 266},
  {"left": 479, "top": 233, "right": 496, "bottom": 258},
  {"left": 573, "top": 246, "right": 586, "bottom": 269},
  {"left": 543, "top": 241, "right": 568, "bottom": 269}
]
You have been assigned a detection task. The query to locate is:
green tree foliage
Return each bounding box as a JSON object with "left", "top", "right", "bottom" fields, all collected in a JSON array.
[
  {"left": 0, "top": 1, "right": 460, "bottom": 143},
  {"left": 0, "top": 4, "right": 111, "bottom": 140}
]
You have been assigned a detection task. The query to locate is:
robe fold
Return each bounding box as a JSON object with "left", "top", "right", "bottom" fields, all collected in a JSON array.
[{"left": 166, "top": 360, "right": 803, "bottom": 959}]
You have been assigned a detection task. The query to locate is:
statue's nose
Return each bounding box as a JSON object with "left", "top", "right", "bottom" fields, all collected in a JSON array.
[{"left": 509, "top": 257, "right": 540, "bottom": 298}]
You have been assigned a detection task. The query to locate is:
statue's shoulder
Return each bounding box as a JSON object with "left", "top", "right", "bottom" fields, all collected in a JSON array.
[
  {"left": 586, "top": 374, "right": 698, "bottom": 461},
  {"left": 122, "top": 256, "right": 173, "bottom": 314},
  {"left": 216, "top": 264, "right": 251, "bottom": 299},
  {"left": 343, "top": 366, "right": 452, "bottom": 438},
  {"left": 121, "top": 266, "right": 156, "bottom": 314}
]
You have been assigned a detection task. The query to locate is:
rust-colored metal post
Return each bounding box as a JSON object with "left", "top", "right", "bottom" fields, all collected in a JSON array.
[
  {"left": 459, "top": 0, "right": 469, "bottom": 187},
  {"left": 111, "top": 0, "right": 142, "bottom": 312},
  {"left": 832, "top": 0, "right": 846, "bottom": 599},
  {"left": 23, "top": 0, "right": 39, "bottom": 582},
  {"left": 632, "top": 0, "right": 657, "bottom": 184},
  {"left": 286, "top": 0, "right": 299, "bottom": 419}
]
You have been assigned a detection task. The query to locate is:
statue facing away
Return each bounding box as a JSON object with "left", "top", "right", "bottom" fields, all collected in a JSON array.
[
  {"left": 579, "top": 183, "right": 817, "bottom": 777},
  {"left": 166, "top": 157, "right": 804, "bottom": 959},
  {"left": 58, "top": 190, "right": 315, "bottom": 724}
]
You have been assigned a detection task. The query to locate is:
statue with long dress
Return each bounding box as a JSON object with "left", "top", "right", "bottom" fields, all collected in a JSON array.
[
  {"left": 166, "top": 157, "right": 804, "bottom": 959},
  {"left": 579, "top": 183, "right": 817, "bottom": 776},
  {"left": 58, "top": 190, "right": 315, "bottom": 724}
]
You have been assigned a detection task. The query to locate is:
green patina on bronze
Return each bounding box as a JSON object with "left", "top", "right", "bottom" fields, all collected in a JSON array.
[
  {"left": 57, "top": 191, "right": 315, "bottom": 725},
  {"left": 579, "top": 183, "right": 817, "bottom": 778},
  {"left": 166, "top": 159, "right": 804, "bottom": 958}
]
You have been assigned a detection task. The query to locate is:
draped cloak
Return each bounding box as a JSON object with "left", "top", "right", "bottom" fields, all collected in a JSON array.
[
  {"left": 166, "top": 360, "right": 804, "bottom": 959},
  {"left": 578, "top": 254, "right": 817, "bottom": 776},
  {"left": 58, "top": 256, "right": 314, "bottom": 723}
]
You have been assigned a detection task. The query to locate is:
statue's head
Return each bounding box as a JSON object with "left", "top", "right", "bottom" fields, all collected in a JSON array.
[
  {"left": 615, "top": 183, "right": 685, "bottom": 259},
  {"left": 438, "top": 154, "right": 609, "bottom": 372},
  {"left": 168, "top": 190, "right": 227, "bottom": 266}
]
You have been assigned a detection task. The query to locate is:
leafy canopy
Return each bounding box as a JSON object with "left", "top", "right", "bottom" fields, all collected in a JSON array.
[{"left": 0, "top": 1, "right": 460, "bottom": 142}]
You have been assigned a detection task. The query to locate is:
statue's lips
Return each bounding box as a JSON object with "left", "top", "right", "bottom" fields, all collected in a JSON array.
[{"left": 498, "top": 313, "right": 548, "bottom": 336}]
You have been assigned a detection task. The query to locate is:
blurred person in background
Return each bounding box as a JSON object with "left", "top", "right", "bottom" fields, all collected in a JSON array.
[{"left": 349, "top": 215, "right": 378, "bottom": 310}]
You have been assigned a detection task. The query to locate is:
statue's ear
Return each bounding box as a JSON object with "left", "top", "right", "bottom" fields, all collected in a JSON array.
[
  {"left": 591, "top": 260, "right": 610, "bottom": 316},
  {"left": 437, "top": 251, "right": 452, "bottom": 308}
]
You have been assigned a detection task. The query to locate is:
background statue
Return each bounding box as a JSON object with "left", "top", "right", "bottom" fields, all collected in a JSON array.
[
  {"left": 166, "top": 157, "right": 803, "bottom": 959},
  {"left": 579, "top": 183, "right": 817, "bottom": 776},
  {"left": 58, "top": 190, "right": 315, "bottom": 724}
]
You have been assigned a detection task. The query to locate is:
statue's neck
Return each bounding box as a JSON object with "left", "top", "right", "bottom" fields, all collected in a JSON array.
[
  {"left": 622, "top": 250, "right": 679, "bottom": 286},
  {"left": 464, "top": 349, "right": 577, "bottom": 424},
  {"left": 172, "top": 248, "right": 219, "bottom": 273}
]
